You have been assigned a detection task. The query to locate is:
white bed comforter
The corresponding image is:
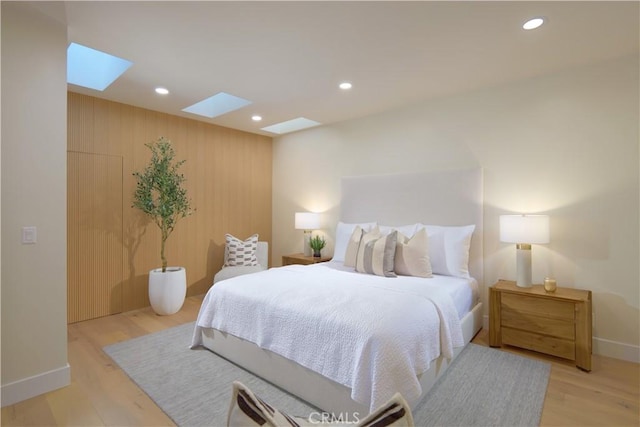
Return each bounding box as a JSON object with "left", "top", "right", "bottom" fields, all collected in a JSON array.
[{"left": 191, "top": 263, "right": 464, "bottom": 411}]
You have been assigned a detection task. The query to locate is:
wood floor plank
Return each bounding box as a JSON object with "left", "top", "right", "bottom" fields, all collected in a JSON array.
[
  {"left": 473, "top": 329, "right": 639, "bottom": 427},
  {"left": 46, "top": 382, "right": 105, "bottom": 426},
  {"left": 1, "top": 395, "right": 57, "bottom": 426},
  {"left": 1, "top": 295, "right": 638, "bottom": 427}
]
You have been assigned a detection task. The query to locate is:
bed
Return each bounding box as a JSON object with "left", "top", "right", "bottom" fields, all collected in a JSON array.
[{"left": 191, "top": 168, "right": 484, "bottom": 416}]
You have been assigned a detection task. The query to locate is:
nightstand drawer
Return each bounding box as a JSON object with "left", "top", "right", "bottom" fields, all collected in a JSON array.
[
  {"left": 282, "top": 253, "right": 331, "bottom": 266},
  {"left": 502, "top": 293, "right": 574, "bottom": 320},
  {"left": 489, "top": 280, "right": 592, "bottom": 371},
  {"left": 502, "top": 308, "right": 575, "bottom": 340},
  {"left": 503, "top": 327, "right": 575, "bottom": 360}
]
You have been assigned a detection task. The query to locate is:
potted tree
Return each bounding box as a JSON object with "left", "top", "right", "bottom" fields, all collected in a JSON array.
[{"left": 133, "top": 137, "right": 194, "bottom": 315}]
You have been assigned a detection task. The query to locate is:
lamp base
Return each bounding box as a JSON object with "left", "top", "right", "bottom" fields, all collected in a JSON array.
[
  {"left": 515, "top": 246, "right": 532, "bottom": 287},
  {"left": 303, "top": 231, "right": 312, "bottom": 257}
]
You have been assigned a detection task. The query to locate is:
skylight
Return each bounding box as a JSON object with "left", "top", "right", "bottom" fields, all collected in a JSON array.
[
  {"left": 261, "top": 117, "right": 321, "bottom": 134},
  {"left": 67, "top": 42, "right": 132, "bottom": 91},
  {"left": 182, "top": 92, "right": 252, "bottom": 118}
]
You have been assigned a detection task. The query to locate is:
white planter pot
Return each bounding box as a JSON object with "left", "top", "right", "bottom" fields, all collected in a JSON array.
[{"left": 148, "top": 267, "right": 187, "bottom": 315}]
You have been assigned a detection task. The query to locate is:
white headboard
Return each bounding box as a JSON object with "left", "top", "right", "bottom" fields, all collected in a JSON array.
[{"left": 340, "top": 168, "right": 483, "bottom": 285}]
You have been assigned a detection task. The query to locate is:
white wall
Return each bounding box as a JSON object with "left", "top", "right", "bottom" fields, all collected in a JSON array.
[
  {"left": 1, "top": 2, "right": 70, "bottom": 405},
  {"left": 273, "top": 55, "right": 639, "bottom": 361}
]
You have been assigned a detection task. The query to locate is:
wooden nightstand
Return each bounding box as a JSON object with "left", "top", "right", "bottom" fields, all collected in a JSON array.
[
  {"left": 282, "top": 253, "right": 331, "bottom": 266},
  {"left": 489, "top": 279, "right": 592, "bottom": 371}
]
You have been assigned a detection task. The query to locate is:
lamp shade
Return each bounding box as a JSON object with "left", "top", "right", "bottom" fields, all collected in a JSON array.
[
  {"left": 295, "top": 212, "right": 320, "bottom": 230},
  {"left": 500, "top": 214, "right": 550, "bottom": 244}
]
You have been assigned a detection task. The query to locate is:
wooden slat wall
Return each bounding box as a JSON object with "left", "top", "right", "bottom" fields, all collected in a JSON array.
[
  {"left": 67, "top": 152, "right": 123, "bottom": 323},
  {"left": 67, "top": 92, "right": 272, "bottom": 317}
]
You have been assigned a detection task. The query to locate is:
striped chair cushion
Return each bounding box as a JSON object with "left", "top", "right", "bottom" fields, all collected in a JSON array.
[
  {"left": 224, "top": 234, "right": 259, "bottom": 267},
  {"left": 228, "top": 381, "right": 414, "bottom": 427}
]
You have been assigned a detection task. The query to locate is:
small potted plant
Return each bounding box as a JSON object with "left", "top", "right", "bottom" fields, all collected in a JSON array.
[
  {"left": 132, "top": 137, "right": 194, "bottom": 315},
  {"left": 309, "top": 235, "right": 326, "bottom": 258}
]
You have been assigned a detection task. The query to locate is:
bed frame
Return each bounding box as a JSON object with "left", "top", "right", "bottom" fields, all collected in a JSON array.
[{"left": 199, "top": 168, "right": 484, "bottom": 415}]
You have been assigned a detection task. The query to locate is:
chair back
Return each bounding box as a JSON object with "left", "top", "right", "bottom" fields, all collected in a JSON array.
[{"left": 255, "top": 242, "right": 268, "bottom": 268}]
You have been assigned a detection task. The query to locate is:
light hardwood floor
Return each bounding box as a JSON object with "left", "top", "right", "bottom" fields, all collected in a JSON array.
[{"left": 2, "top": 295, "right": 638, "bottom": 426}]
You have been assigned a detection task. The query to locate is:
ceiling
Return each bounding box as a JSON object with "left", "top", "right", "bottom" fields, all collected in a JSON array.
[{"left": 36, "top": 1, "right": 639, "bottom": 137}]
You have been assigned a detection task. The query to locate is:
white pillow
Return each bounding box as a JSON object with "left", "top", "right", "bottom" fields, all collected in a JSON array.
[
  {"left": 356, "top": 229, "right": 397, "bottom": 278},
  {"left": 228, "top": 381, "right": 415, "bottom": 427},
  {"left": 419, "top": 224, "right": 474, "bottom": 278},
  {"left": 379, "top": 223, "right": 419, "bottom": 238},
  {"left": 224, "top": 233, "right": 259, "bottom": 266},
  {"left": 332, "top": 221, "right": 376, "bottom": 263},
  {"left": 395, "top": 228, "right": 432, "bottom": 278}
]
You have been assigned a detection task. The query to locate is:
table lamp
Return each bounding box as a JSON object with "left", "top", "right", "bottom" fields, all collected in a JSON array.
[
  {"left": 295, "top": 212, "right": 320, "bottom": 257},
  {"left": 500, "top": 214, "right": 550, "bottom": 287}
]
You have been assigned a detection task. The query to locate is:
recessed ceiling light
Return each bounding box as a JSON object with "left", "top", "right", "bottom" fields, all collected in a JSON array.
[
  {"left": 155, "top": 87, "right": 169, "bottom": 95},
  {"left": 252, "top": 115, "right": 262, "bottom": 122},
  {"left": 523, "top": 17, "right": 545, "bottom": 30},
  {"left": 339, "top": 82, "right": 352, "bottom": 90}
]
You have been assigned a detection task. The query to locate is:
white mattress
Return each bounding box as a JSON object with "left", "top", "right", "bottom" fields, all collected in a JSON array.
[
  {"left": 322, "top": 260, "right": 479, "bottom": 319},
  {"left": 192, "top": 262, "right": 475, "bottom": 410}
]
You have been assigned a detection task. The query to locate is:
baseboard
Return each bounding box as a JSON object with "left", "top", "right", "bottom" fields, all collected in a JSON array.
[
  {"left": 1, "top": 364, "right": 70, "bottom": 407},
  {"left": 593, "top": 337, "right": 640, "bottom": 363},
  {"left": 481, "top": 314, "right": 639, "bottom": 363}
]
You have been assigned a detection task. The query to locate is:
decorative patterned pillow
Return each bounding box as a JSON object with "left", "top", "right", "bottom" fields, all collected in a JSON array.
[
  {"left": 356, "top": 230, "right": 397, "bottom": 277},
  {"left": 224, "top": 234, "right": 259, "bottom": 267},
  {"left": 228, "top": 381, "right": 415, "bottom": 427},
  {"left": 395, "top": 228, "right": 433, "bottom": 278}
]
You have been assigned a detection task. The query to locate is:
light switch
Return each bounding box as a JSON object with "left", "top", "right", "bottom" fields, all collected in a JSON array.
[{"left": 22, "top": 226, "right": 37, "bottom": 244}]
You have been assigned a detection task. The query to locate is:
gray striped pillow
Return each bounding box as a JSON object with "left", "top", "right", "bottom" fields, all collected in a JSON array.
[{"left": 356, "top": 230, "right": 397, "bottom": 277}]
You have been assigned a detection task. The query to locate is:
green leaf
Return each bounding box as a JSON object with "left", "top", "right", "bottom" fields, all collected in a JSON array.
[
  {"left": 309, "top": 235, "right": 326, "bottom": 251},
  {"left": 132, "top": 137, "right": 194, "bottom": 270}
]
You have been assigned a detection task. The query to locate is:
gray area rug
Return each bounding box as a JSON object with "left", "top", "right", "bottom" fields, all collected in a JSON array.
[{"left": 104, "top": 322, "right": 550, "bottom": 427}]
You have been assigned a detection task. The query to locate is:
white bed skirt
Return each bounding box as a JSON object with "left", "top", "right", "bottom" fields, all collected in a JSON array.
[{"left": 198, "top": 302, "right": 483, "bottom": 416}]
